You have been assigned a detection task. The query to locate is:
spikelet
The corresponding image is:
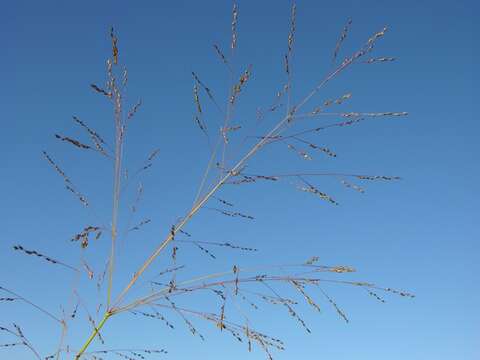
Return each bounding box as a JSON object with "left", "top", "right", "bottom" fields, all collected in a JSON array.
[
  {"left": 304, "top": 256, "right": 319, "bottom": 265},
  {"left": 340, "top": 179, "right": 365, "bottom": 193},
  {"left": 127, "top": 99, "right": 142, "bottom": 120},
  {"left": 213, "top": 44, "right": 229, "bottom": 65},
  {"left": 72, "top": 226, "right": 102, "bottom": 248},
  {"left": 231, "top": 3, "right": 238, "bottom": 49},
  {"left": 291, "top": 280, "right": 321, "bottom": 312},
  {"left": 356, "top": 175, "right": 401, "bottom": 181},
  {"left": 131, "top": 310, "right": 175, "bottom": 329},
  {"left": 155, "top": 265, "right": 185, "bottom": 277},
  {"left": 90, "top": 84, "right": 112, "bottom": 98},
  {"left": 194, "top": 243, "right": 217, "bottom": 259},
  {"left": 283, "top": 302, "right": 311, "bottom": 333},
  {"left": 320, "top": 288, "right": 349, "bottom": 323},
  {"left": 209, "top": 207, "right": 254, "bottom": 220},
  {"left": 287, "top": 3, "right": 297, "bottom": 55},
  {"left": 193, "top": 83, "right": 202, "bottom": 114},
  {"left": 365, "top": 56, "right": 396, "bottom": 64},
  {"left": 213, "top": 196, "right": 234, "bottom": 207},
  {"left": 287, "top": 143, "right": 312, "bottom": 161},
  {"left": 129, "top": 219, "right": 151, "bottom": 231},
  {"left": 335, "top": 92, "right": 352, "bottom": 104},
  {"left": 12, "top": 245, "right": 77, "bottom": 271},
  {"left": 110, "top": 26, "right": 119, "bottom": 64},
  {"left": 147, "top": 148, "right": 161, "bottom": 162},
  {"left": 191, "top": 72, "right": 216, "bottom": 104},
  {"left": 72, "top": 116, "right": 108, "bottom": 156},
  {"left": 54, "top": 134, "right": 91, "bottom": 150},
  {"left": 165, "top": 297, "right": 205, "bottom": 340},
  {"left": 298, "top": 184, "right": 339, "bottom": 205},
  {"left": 333, "top": 18, "right": 353, "bottom": 64},
  {"left": 230, "top": 65, "right": 252, "bottom": 104}
]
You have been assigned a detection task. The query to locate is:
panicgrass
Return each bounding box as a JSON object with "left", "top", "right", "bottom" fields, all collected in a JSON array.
[{"left": 1, "top": 2, "right": 414, "bottom": 360}]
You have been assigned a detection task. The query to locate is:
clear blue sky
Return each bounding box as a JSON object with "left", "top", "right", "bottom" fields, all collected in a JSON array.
[{"left": 1, "top": 1, "right": 477, "bottom": 359}]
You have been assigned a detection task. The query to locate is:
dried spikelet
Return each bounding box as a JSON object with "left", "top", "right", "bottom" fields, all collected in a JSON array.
[
  {"left": 212, "top": 196, "right": 234, "bottom": 207},
  {"left": 284, "top": 54, "right": 290, "bottom": 77},
  {"left": 231, "top": 3, "right": 238, "bottom": 49},
  {"left": 238, "top": 292, "right": 258, "bottom": 310},
  {"left": 72, "top": 116, "right": 109, "bottom": 157},
  {"left": 131, "top": 310, "right": 175, "bottom": 329},
  {"left": 147, "top": 148, "right": 160, "bottom": 162},
  {"left": 299, "top": 185, "right": 338, "bottom": 205},
  {"left": 127, "top": 99, "right": 142, "bottom": 120},
  {"left": 65, "top": 184, "right": 89, "bottom": 207},
  {"left": 230, "top": 64, "right": 252, "bottom": 104},
  {"left": 194, "top": 243, "right": 216, "bottom": 259},
  {"left": 0, "top": 297, "right": 16, "bottom": 302},
  {"left": 110, "top": 26, "right": 119, "bottom": 64},
  {"left": 283, "top": 301, "right": 311, "bottom": 333},
  {"left": 54, "top": 134, "right": 92, "bottom": 150},
  {"left": 82, "top": 261, "right": 94, "bottom": 280},
  {"left": 225, "top": 125, "right": 242, "bottom": 132},
  {"left": 356, "top": 175, "right": 401, "bottom": 181},
  {"left": 194, "top": 116, "right": 207, "bottom": 136},
  {"left": 72, "top": 116, "right": 106, "bottom": 144},
  {"left": 193, "top": 83, "right": 202, "bottom": 114},
  {"left": 12, "top": 245, "right": 77, "bottom": 271},
  {"left": 209, "top": 207, "right": 254, "bottom": 220},
  {"left": 191, "top": 72, "right": 216, "bottom": 104},
  {"left": 217, "top": 298, "right": 226, "bottom": 330},
  {"left": 297, "top": 178, "right": 339, "bottom": 205},
  {"left": 288, "top": 3, "right": 297, "bottom": 54},
  {"left": 341, "top": 111, "right": 407, "bottom": 117},
  {"left": 319, "top": 288, "right": 349, "bottom": 323},
  {"left": 228, "top": 175, "right": 256, "bottom": 185},
  {"left": 129, "top": 218, "right": 151, "bottom": 231},
  {"left": 156, "top": 265, "right": 185, "bottom": 277},
  {"left": 292, "top": 137, "right": 337, "bottom": 158},
  {"left": 165, "top": 297, "right": 205, "bottom": 340},
  {"left": 365, "top": 56, "right": 396, "bottom": 63},
  {"left": 71, "top": 303, "right": 79, "bottom": 318},
  {"left": 333, "top": 18, "right": 353, "bottom": 64},
  {"left": 233, "top": 265, "right": 240, "bottom": 295},
  {"left": 171, "top": 246, "right": 178, "bottom": 262},
  {"left": 90, "top": 84, "right": 112, "bottom": 98},
  {"left": 340, "top": 179, "right": 365, "bottom": 193},
  {"left": 335, "top": 92, "right": 352, "bottom": 104},
  {"left": 218, "top": 242, "right": 257, "bottom": 252},
  {"left": 364, "top": 288, "right": 386, "bottom": 303},
  {"left": 179, "top": 229, "right": 191, "bottom": 237},
  {"left": 382, "top": 287, "right": 415, "bottom": 298},
  {"left": 254, "top": 175, "right": 279, "bottom": 181},
  {"left": 291, "top": 280, "right": 321, "bottom": 312},
  {"left": 213, "top": 44, "right": 228, "bottom": 65},
  {"left": 122, "top": 66, "right": 128, "bottom": 86},
  {"left": 287, "top": 143, "right": 312, "bottom": 160},
  {"left": 365, "top": 26, "right": 388, "bottom": 52},
  {"left": 72, "top": 226, "right": 102, "bottom": 248},
  {"left": 304, "top": 256, "right": 319, "bottom": 265},
  {"left": 42, "top": 150, "right": 69, "bottom": 182},
  {"left": 330, "top": 265, "right": 355, "bottom": 273}
]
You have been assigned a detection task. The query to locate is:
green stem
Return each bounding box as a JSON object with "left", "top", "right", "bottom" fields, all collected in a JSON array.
[{"left": 75, "top": 312, "right": 111, "bottom": 359}]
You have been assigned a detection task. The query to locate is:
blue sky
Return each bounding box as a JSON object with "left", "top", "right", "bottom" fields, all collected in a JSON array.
[{"left": 1, "top": 1, "right": 477, "bottom": 359}]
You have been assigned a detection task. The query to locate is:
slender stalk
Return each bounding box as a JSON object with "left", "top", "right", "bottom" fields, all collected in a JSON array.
[
  {"left": 75, "top": 312, "right": 111, "bottom": 360},
  {"left": 108, "top": 85, "right": 123, "bottom": 309}
]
